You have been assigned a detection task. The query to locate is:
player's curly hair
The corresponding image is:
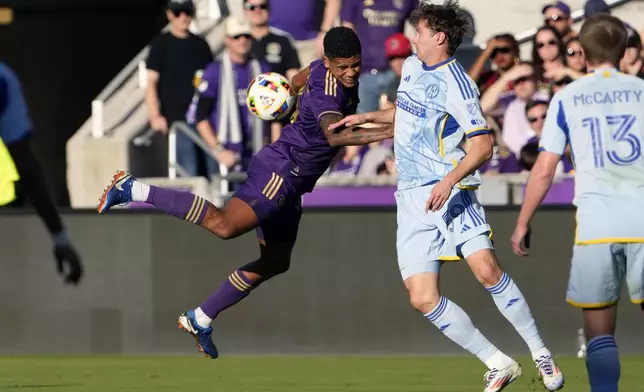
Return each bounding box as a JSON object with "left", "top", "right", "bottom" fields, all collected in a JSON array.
[
  {"left": 409, "top": 0, "right": 471, "bottom": 55},
  {"left": 324, "top": 26, "right": 362, "bottom": 59}
]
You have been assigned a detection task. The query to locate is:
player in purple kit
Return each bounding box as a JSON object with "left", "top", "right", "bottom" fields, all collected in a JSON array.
[{"left": 96, "top": 26, "right": 393, "bottom": 358}]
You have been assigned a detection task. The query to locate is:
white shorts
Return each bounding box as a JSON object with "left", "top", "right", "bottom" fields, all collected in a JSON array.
[
  {"left": 395, "top": 184, "right": 493, "bottom": 280},
  {"left": 567, "top": 243, "right": 644, "bottom": 308}
]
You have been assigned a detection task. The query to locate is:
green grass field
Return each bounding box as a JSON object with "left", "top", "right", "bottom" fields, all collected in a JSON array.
[{"left": 1, "top": 356, "right": 642, "bottom": 391}]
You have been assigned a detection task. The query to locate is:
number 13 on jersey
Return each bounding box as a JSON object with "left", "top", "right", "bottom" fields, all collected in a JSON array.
[{"left": 582, "top": 114, "right": 642, "bottom": 168}]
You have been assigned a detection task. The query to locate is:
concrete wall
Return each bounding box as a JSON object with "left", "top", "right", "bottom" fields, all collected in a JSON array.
[{"left": 0, "top": 209, "right": 641, "bottom": 355}]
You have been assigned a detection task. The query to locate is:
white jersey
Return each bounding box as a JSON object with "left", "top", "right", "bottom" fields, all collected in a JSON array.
[
  {"left": 394, "top": 55, "right": 490, "bottom": 190},
  {"left": 539, "top": 68, "right": 644, "bottom": 245}
]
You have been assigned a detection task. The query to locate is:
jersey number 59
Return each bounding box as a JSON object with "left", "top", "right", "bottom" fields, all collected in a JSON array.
[{"left": 582, "top": 114, "right": 641, "bottom": 168}]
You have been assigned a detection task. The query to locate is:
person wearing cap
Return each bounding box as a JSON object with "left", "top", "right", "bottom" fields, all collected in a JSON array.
[
  {"left": 342, "top": 0, "right": 416, "bottom": 114},
  {"left": 584, "top": 0, "right": 610, "bottom": 18},
  {"left": 381, "top": 32, "right": 413, "bottom": 109},
  {"left": 243, "top": 0, "right": 301, "bottom": 141},
  {"left": 190, "top": 17, "right": 270, "bottom": 178},
  {"left": 542, "top": 1, "right": 576, "bottom": 42},
  {"left": 146, "top": 0, "right": 213, "bottom": 176}
]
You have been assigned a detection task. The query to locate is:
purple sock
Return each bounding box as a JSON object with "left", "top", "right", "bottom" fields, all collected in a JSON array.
[
  {"left": 200, "top": 270, "right": 258, "bottom": 319},
  {"left": 146, "top": 186, "right": 209, "bottom": 225}
]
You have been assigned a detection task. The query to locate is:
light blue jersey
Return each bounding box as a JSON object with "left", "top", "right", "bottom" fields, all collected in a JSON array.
[
  {"left": 540, "top": 68, "right": 644, "bottom": 245},
  {"left": 541, "top": 68, "right": 644, "bottom": 308},
  {"left": 394, "top": 56, "right": 490, "bottom": 191}
]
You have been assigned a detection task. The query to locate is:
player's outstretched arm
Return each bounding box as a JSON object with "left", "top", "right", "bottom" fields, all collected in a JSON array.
[
  {"left": 328, "top": 107, "right": 396, "bottom": 130},
  {"left": 511, "top": 151, "right": 560, "bottom": 256},
  {"left": 320, "top": 112, "right": 393, "bottom": 147}
]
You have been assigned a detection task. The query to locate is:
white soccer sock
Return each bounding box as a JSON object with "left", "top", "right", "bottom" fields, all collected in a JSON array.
[
  {"left": 425, "top": 296, "right": 512, "bottom": 368},
  {"left": 131, "top": 180, "right": 150, "bottom": 202},
  {"left": 487, "top": 272, "right": 547, "bottom": 358},
  {"left": 194, "top": 307, "right": 212, "bottom": 328}
]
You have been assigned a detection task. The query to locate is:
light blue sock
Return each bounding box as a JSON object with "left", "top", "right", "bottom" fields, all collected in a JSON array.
[
  {"left": 488, "top": 272, "right": 546, "bottom": 356},
  {"left": 586, "top": 335, "right": 619, "bottom": 392},
  {"left": 425, "top": 296, "right": 507, "bottom": 367}
]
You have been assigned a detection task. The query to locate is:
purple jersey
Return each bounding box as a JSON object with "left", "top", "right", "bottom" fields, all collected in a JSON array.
[
  {"left": 341, "top": 0, "right": 416, "bottom": 71},
  {"left": 254, "top": 59, "right": 359, "bottom": 193}
]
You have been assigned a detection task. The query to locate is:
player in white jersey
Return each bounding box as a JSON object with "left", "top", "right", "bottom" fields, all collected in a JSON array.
[
  {"left": 513, "top": 14, "right": 643, "bottom": 392},
  {"left": 332, "top": 1, "right": 563, "bottom": 391}
]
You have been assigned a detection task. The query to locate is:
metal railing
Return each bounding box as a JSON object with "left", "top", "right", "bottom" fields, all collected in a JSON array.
[
  {"left": 512, "top": 0, "right": 632, "bottom": 46},
  {"left": 90, "top": 0, "right": 228, "bottom": 138},
  {"left": 167, "top": 121, "right": 247, "bottom": 198}
]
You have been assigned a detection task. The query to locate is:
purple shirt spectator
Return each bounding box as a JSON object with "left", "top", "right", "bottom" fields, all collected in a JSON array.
[
  {"left": 341, "top": 0, "right": 416, "bottom": 71},
  {"left": 190, "top": 60, "right": 270, "bottom": 162},
  {"left": 480, "top": 146, "right": 521, "bottom": 174},
  {"left": 268, "top": 0, "right": 318, "bottom": 40}
]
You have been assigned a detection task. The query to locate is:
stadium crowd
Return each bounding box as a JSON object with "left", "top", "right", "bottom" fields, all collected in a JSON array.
[{"left": 146, "top": 0, "right": 644, "bottom": 182}]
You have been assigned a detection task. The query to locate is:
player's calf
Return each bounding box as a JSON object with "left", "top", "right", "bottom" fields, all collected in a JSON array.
[
  {"left": 466, "top": 240, "right": 563, "bottom": 391},
  {"left": 124, "top": 177, "right": 258, "bottom": 239}
]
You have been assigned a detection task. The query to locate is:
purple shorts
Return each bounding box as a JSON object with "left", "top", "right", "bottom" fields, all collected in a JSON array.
[{"left": 233, "top": 160, "right": 302, "bottom": 242}]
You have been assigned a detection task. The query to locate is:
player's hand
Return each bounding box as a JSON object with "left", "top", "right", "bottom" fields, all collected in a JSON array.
[
  {"left": 315, "top": 31, "right": 326, "bottom": 58},
  {"left": 215, "top": 148, "right": 239, "bottom": 169},
  {"left": 504, "top": 63, "right": 534, "bottom": 82},
  {"left": 425, "top": 177, "right": 454, "bottom": 212},
  {"left": 150, "top": 115, "right": 168, "bottom": 134},
  {"left": 511, "top": 223, "right": 532, "bottom": 257},
  {"left": 53, "top": 243, "right": 84, "bottom": 285},
  {"left": 328, "top": 114, "right": 367, "bottom": 131}
]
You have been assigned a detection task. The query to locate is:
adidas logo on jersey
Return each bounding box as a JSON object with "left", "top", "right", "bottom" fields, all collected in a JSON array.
[{"left": 404, "top": 75, "right": 410, "bottom": 82}]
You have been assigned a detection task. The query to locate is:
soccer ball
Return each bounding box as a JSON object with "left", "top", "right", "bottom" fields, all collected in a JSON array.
[{"left": 246, "top": 72, "right": 295, "bottom": 121}]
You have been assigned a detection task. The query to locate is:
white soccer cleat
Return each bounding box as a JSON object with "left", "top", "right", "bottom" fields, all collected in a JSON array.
[
  {"left": 483, "top": 361, "right": 522, "bottom": 392},
  {"left": 534, "top": 355, "right": 564, "bottom": 391}
]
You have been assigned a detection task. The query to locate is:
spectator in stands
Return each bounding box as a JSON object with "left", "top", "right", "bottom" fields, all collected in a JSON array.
[
  {"left": 329, "top": 146, "right": 368, "bottom": 176},
  {"left": 376, "top": 154, "right": 396, "bottom": 177},
  {"left": 268, "top": 0, "right": 341, "bottom": 67},
  {"left": 542, "top": 1, "right": 576, "bottom": 42},
  {"left": 481, "top": 61, "right": 549, "bottom": 157},
  {"left": 342, "top": 0, "right": 416, "bottom": 114},
  {"left": 191, "top": 17, "right": 270, "bottom": 177},
  {"left": 584, "top": 0, "right": 610, "bottom": 18},
  {"left": 469, "top": 34, "right": 520, "bottom": 94},
  {"left": 382, "top": 32, "right": 413, "bottom": 109},
  {"left": 479, "top": 132, "right": 521, "bottom": 175},
  {"left": 620, "top": 24, "right": 644, "bottom": 78},
  {"left": 521, "top": 99, "right": 574, "bottom": 173},
  {"left": 469, "top": 33, "right": 520, "bottom": 129},
  {"left": 244, "top": 0, "right": 301, "bottom": 141},
  {"left": 454, "top": 8, "right": 482, "bottom": 71},
  {"left": 532, "top": 25, "right": 583, "bottom": 92},
  {"left": 564, "top": 37, "right": 586, "bottom": 73},
  {"left": 146, "top": 0, "right": 213, "bottom": 176}
]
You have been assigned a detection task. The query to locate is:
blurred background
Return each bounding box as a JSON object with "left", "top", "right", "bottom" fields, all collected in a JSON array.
[{"left": 1, "top": 0, "right": 643, "bottom": 365}]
